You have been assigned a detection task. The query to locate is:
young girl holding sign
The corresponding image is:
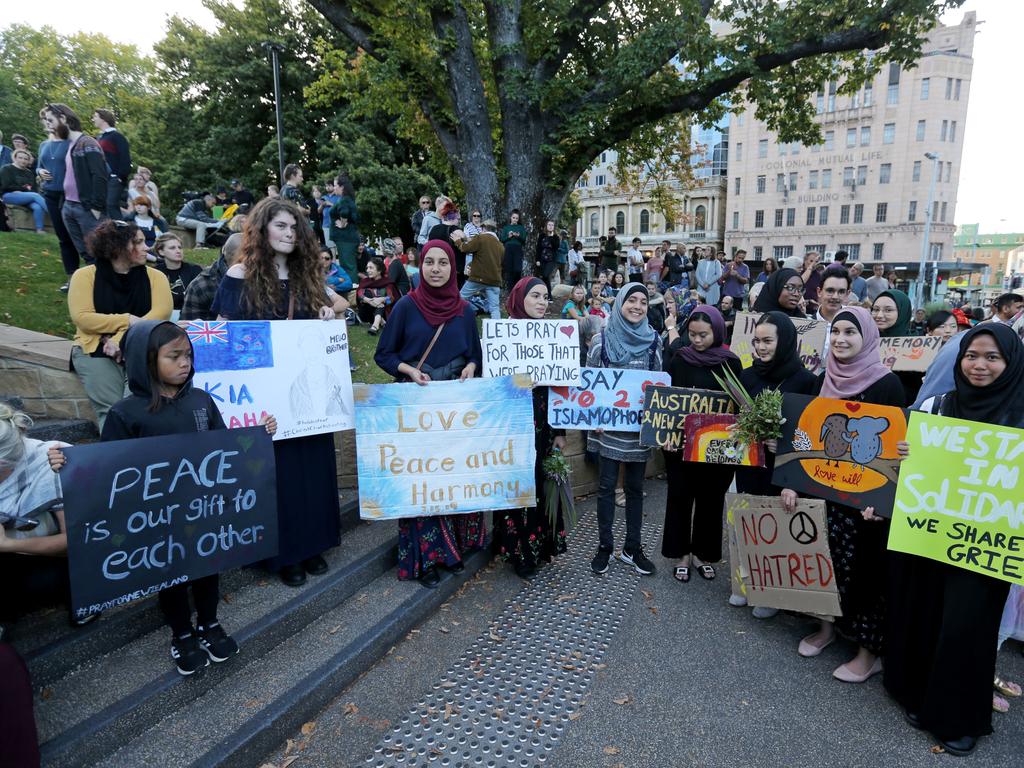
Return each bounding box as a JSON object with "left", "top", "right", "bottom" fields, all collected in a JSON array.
[
  {"left": 48, "top": 321, "right": 277, "bottom": 675},
  {"left": 883, "top": 324, "right": 1023, "bottom": 756},
  {"left": 588, "top": 284, "right": 661, "bottom": 577},
  {"left": 660, "top": 305, "right": 742, "bottom": 583}
]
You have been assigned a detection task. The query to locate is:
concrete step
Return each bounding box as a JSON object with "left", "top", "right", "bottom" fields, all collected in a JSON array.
[
  {"left": 19, "top": 498, "right": 361, "bottom": 689},
  {"left": 36, "top": 506, "right": 390, "bottom": 768},
  {"left": 103, "top": 546, "right": 492, "bottom": 768}
]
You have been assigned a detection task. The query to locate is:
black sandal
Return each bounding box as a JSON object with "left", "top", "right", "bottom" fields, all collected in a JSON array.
[
  {"left": 697, "top": 564, "right": 716, "bottom": 580},
  {"left": 673, "top": 565, "right": 690, "bottom": 583}
]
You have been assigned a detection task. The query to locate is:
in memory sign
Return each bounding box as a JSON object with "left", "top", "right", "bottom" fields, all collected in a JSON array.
[
  {"left": 61, "top": 427, "right": 278, "bottom": 619},
  {"left": 548, "top": 367, "right": 671, "bottom": 432},
  {"left": 481, "top": 319, "right": 581, "bottom": 386}
]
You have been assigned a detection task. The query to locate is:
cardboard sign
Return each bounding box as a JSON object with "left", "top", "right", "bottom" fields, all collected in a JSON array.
[
  {"left": 878, "top": 335, "right": 944, "bottom": 372},
  {"left": 61, "top": 428, "right": 278, "bottom": 619},
  {"left": 772, "top": 393, "right": 908, "bottom": 511},
  {"left": 639, "top": 386, "right": 734, "bottom": 449},
  {"left": 354, "top": 376, "right": 537, "bottom": 520},
  {"left": 888, "top": 412, "right": 1024, "bottom": 585},
  {"left": 731, "top": 311, "right": 827, "bottom": 371},
  {"left": 682, "top": 414, "right": 765, "bottom": 466},
  {"left": 481, "top": 319, "right": 581, "bottom": 386},
  {"left": 548, "top": 367, "right": 671, "bottom": 432},
  {"left": 727, "top": 494, "right": 842, "bottom": 616},
  {"left": 187, "top": 319, "right": 354, "bottom": 440}
]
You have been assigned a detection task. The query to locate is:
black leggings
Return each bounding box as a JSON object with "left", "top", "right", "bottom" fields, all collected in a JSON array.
[
  {"left": 158, "top": 575, "right": 220, "bottom": 636},
  {"left": 660, "top": 452, "right": 734, "bottom": 562}
]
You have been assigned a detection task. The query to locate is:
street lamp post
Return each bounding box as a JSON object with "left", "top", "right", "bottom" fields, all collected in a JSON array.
[
  {"left": 261, "top": 41, "right": 286, "bottom": 184},
  {"left": 917, "top": 151, "right": 941, "bottom": 308}
]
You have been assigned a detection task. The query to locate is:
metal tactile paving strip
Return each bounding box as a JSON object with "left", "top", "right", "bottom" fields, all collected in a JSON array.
[{"left": 366, "top": 512, "right": 661, "bottom": 767}]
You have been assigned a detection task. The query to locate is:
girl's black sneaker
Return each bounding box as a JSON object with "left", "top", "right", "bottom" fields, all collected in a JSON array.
[
  {"left": 197, "top": 622, "right": 239, "bottom": 662},
  {"left": 171, "top": 632, "right": 209, "bottom": 675}
]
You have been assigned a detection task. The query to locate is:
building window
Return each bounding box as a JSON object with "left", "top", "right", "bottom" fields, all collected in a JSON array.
[
  {"left": 779, "top": 142, "right": 787, "bottom": 157},
  {"left": 789, "top": 172, "right": 798, "bottom": 191},
  {"left": 912, "top": 161, "right": 921, "bottom": 182},
  {"left": 806, "top": 207, "right": 816, "bottom": 226},
  {"left": 945, "top": 77, "right": 953, "bottom": 99},
  {"left": 950, "top": 121, "right": 957, "bottom": 142},
  {"left": 853, "top": 204, "right": 864, "bottom": 224},
  {"left": 596, "top": 174, "right": 605, "bottom": 186},
  {"left": 839, "top": 243, "right": 861, "bottom": 259},
  {"left": 805, "top": 244, "right": 827, "bottom": 257},
  {"left": 773, "top": 245, "right": 794, "bottom": 259},
  {"left": 693, "top": 205, "right": 706, "bottom": 230},
  {"left": 921, "top": 77, "right": 930, "bottom": 99},
  {"left": 851, "top": 90, "right": 860, "bottom": 109},
  {"left": 940, "top": 120, "right": 948, "bottom": 141},
  {"left": 824, "top": 130, "right": 834, "bottom": 150},
  {"left": 908, "top": 201, "right": 917, "bottom": 222},
  {"left": 809, "top": 170, "right": 819, "bottom": 190},
  {"left": 737, "top": 112, "right": 745, "bottom": 126},
  {"left": 873, "top": 243, "right": 884, "bottom": 261},
  {"left": 776, "top": 173, "right": 786, "bottom": 192},
  {"left": 756, "top": 175, "right": 766, "bottom": 193},
  {"left": 774, "top": 209, "right": 784, "bottom": 227},
  {"left": 856, "top": 166, "right": 867, "bottom": 186},
  {"left": 846, "top": 128, "right": 857, "bottom": 148},
  {"left": 860, "top": 126, "right": 871, "bottom": 146},
  {"left": 600, "top": 152, "right": 607, "bottom": 163},
  {"left": 734, "top": 176, "right": 741, "bottom": 195},
  {"left": 843, "top": 166, "right": 854, "bottom": 187},
  {"left": 933, "top": 201, "right": 940, "bottom": 221},
  {"left": 945, "top": 162, "right": 952, "bottom": 182},
  {"left": 819, "top": 206, "right": 829, "bottom": 225},
  {"left": 840, "top": 205, "right": 850, "bottom": 224},
  {"left": 758, "top": 139, "right": 768, "bottom": 158},
  {"left": 755, "top": 210, "right": 764, "bottom": 228},
  {"left": 930, "top": 243, "right": 944, "bottom": 260},
  {"left": 876, "top": 202, "right": 888, "bottom": 223},
  {"left": 732, "top": 211, "right": 739, "bottom": 229},
  {"left": 639, "top": 209, "right": 650, "bottom": 234},
  {"left": 735, "top": 142, "right": 743, "bottom": 161},
  {"left": 887, "top": 84, "right": 899, "bottom": 105},
  {"left": 916, "top": 120, "right": 926, "bottom": 141},
  {"left": 589, "top": 212, "right": 599, "bottom": 236},
  {"left": 879, "top": 163, "right": 891, "bottom": 184},
  {"left": 864, "top": 84, "right": 873, "bottom": 106},
  {"left": 828, "top": 82, "right": 837, "bottom": 112},
  {"left": 883, "top": 123, "right": 895, "bottom": 144},
  {"left": 816, "top": 89, "right": 825, "bottom": 114},
  {"left": 786, "top": 208, "right": 795, "bottom": 227},
  {"left": 821, "top": 169, "right": 832, "bottom": 189},
  {"left": 955, "top": 78, "right": 962, "bottom": 100},
  {"left": 753, "top": 245, "right": 762, "bottom": 260},
  {"left": 615, "top": 211, "right": 625, "bottom": 231},
  {"left": 792, "top": 142, "right": 800, "bottom": 155},
  {"left": 940, "top": 202, "right": 948, "bottom": 222}
]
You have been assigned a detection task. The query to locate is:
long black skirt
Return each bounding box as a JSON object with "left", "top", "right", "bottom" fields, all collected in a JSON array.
[
  {"left": 884, "top": 552, "right": 1010, "bottom": 740},
  {"left": 266, "top": 432, "right": 341, "bottom": 570}
]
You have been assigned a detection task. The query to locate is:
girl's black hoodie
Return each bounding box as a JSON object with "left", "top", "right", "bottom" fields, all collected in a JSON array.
[{"left": 101, "top": 320, "right": 226, "bottom": 441}]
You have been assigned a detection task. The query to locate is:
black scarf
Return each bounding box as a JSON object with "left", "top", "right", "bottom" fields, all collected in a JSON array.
[
  {"left": 752, "top": 268, "right": 806, "bottom": 318},
  {"left": 750, "top": 311, "right": 805, "bottom": 384},
  {"left": 92, "top": 259, "right": 152, "bottom": 317},
  {"left": 942, "top": 323, "right": 1024, "bottom": 427}
]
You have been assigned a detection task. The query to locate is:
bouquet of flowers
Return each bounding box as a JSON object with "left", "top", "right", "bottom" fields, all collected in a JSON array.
[
  {"left": 711, "top": 366, "right": 785, "bottom": 448},
  {"left": 542, "top": 449, "right": 577, "bottom": 532}
]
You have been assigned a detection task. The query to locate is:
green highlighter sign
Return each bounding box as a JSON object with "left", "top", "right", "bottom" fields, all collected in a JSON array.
[{"left": 888, "top": 411, "right": 1024, "bottom": 585}]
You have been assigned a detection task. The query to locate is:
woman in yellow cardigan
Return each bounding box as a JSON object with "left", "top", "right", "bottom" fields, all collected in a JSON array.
[{"left": 68, "top": 220, "right": 173, "bottom": 429}]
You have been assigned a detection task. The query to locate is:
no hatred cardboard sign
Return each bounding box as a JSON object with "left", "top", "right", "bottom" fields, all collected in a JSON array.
[
  {"left": 354, "top": 376, "right": 537, "bottom": 520},
  {"left": 772, "top": 393, "right": 908, "bottom": 512},
  {"left": 61, "top": 428, "right": 278, "bottom": 619},
  {"left": 727, "top": 494, "right": 842, "bottom": 616},
  {"left": 187, "top": 319, "right": 355, "bottom": 440},
  {"left": 731, "top": 311, "right": 827, "bottom": 372},
  {"left": 888, "top": 411, "right": 1024, "bottom": 585},
  {"left": 481, "top": 319, "right": 581, "bottom": 386},
  {"left": 639, "top": 386, "right": 734, "bottom": 449},
  {"left": 548, "top": 367, "right": 671, "bottom": 433}
]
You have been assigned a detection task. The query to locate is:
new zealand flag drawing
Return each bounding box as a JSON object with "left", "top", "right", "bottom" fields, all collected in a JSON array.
[{"left": 186, "top": 321, "right": 274, "bottom": 372}]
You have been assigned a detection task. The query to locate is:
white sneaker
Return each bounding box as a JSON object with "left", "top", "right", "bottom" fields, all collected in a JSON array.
[
  {"left": 751, "top": 606, "right": 779, "bottom": 620},
  {"left": 728, "top": 594, "right": 748, "bottom": 607}
]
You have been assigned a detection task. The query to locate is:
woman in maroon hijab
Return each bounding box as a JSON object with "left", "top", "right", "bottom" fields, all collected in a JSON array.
[{"left": 374, "top": 240, "right": 484, "bottom": 587}]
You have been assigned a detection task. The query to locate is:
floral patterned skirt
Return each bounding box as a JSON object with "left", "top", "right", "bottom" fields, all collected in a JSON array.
[
  {"left": 397, "top": 513, "right": 486, "bottom": 580},
  {"left": 492, "top": 505, "right": 566, "bottom": 569},
  {"left": 828, "top": 504, "right": 888, "bottom": 655}
]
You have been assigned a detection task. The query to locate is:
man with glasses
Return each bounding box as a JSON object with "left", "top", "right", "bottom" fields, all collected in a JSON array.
[
  {"left": 411, "top": 196, "right": 432, "bottom": 248},
  {"left": 816, "top": 269, "right": 851, "bottom": 323}
]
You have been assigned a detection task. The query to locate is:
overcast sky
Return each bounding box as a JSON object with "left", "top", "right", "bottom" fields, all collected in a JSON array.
[{"left": 3, "top": 1, "right": 1017, "bottom": 233}]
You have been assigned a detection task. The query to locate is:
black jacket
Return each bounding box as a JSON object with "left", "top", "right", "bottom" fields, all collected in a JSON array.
[{"left": 101, "top": 320, "right": 226, "bottom": 441}]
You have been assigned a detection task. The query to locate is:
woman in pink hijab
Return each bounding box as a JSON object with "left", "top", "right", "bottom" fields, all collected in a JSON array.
[{"left": 781, "top": 306, "right": 905, "bottom": 683}]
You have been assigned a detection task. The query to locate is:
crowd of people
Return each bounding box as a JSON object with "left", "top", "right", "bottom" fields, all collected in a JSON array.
[{"left": 2, "top": 106, "right": 1024, "bottom": 764}]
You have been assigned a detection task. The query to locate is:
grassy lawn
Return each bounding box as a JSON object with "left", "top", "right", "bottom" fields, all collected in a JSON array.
[{"left": 0, "top": 230, "right": 390, "bottom": 383}]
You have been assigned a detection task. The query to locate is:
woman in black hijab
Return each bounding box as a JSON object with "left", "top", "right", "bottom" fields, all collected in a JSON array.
[
  {"left": 735, "top": 312, "right": 818, "bottom": 496},
  {"left": 751, "top": 268, "right": 807, "bottom": 318},
  {"left": 884, "top": 323, "right": 1024, "bottom": 757}
]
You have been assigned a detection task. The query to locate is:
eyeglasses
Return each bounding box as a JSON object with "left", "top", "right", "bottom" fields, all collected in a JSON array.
[
  {"left": 782, "top": 283, "right": 803, "bottom": 293},
  {"left": 472, "top": 213, "right": 481, "bottom": 218},
  {"left": 821, "top": 288, "right": 847, "bottom": 296}
]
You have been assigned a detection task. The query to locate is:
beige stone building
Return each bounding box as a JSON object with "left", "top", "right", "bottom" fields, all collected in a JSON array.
[{"left": 725, "top": 11, "right": 976, "bottom": 291}]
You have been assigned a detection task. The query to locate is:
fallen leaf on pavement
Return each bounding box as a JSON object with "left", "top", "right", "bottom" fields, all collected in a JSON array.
[
  {"left": 300, "top": 721, "right": 316, "bottom": 736},
  {"left": 343, "top": 703, "right": 359, "bottom": 715},
  {"left": 612, "top": 695, "right": 632, "bottom": 705},
  {"left": 438, "top": 627, "right": 450, "bottom": 634},
  {"left": 281, "top": 758, "right": 300, "bottom": 768},
  {"left": 648, "top": 605, "right": 658, "bottom": 616},
  {"left": 640, "top": 590, "right": 653, "bottom": 600},
  {"left": 930, "top": 746, "right": 946, "bottom": 754},
  {"left": 603, "top": 746, "right": 621, "bottom": 755},
  {"left": 221, "top": 593, "right": 233, "bottom": 604},
  {"left": 489, "top": 630, "right": 503, "bottom": 642},
  {"left": 557, "top": 593, "right": 577, "bottom": 602},
  {"left": 328, "top": 624, "right": 343, "bottom": 635},
  {"left": 441, "top": 681, "right": 457, "bottom": 688},
  {"left": 593, "top": 663, "right": 607, "bottom": 670},
  {"left": 568, "top": 711, "right": 582, "bottom": 721},
  {"left": 40, "top": 688, "right": 53, "bottom": 701}
]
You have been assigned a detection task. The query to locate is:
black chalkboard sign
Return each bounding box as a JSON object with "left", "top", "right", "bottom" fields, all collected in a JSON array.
[
  {"left": 61, "top": 427, "right": 278, "bottom": 619},
  {"left": 639, "top": 385, "right": 735, "bottom": 449}
]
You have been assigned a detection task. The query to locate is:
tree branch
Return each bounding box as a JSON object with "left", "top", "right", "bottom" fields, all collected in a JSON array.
[
  {"left": 533, "top": 0, "right": 610, "bottom": 84},
  {"left": 306, "top": 0, "right": 376, "bottom": 56}
]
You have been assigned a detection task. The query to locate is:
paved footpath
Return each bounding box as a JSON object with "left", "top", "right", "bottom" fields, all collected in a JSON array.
[{"left": 264, "top": 479, "right": 1024, "bottom": 767}]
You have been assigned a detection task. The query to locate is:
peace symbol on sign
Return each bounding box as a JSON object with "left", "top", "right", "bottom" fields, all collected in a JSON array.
[{"left": 789, "top": 510, "right": 818, "bottom": 545}]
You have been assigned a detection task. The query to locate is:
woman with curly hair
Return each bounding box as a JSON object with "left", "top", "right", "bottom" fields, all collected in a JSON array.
[{"left": 212, "top": 197, "right": 342, "bottom": 587}]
